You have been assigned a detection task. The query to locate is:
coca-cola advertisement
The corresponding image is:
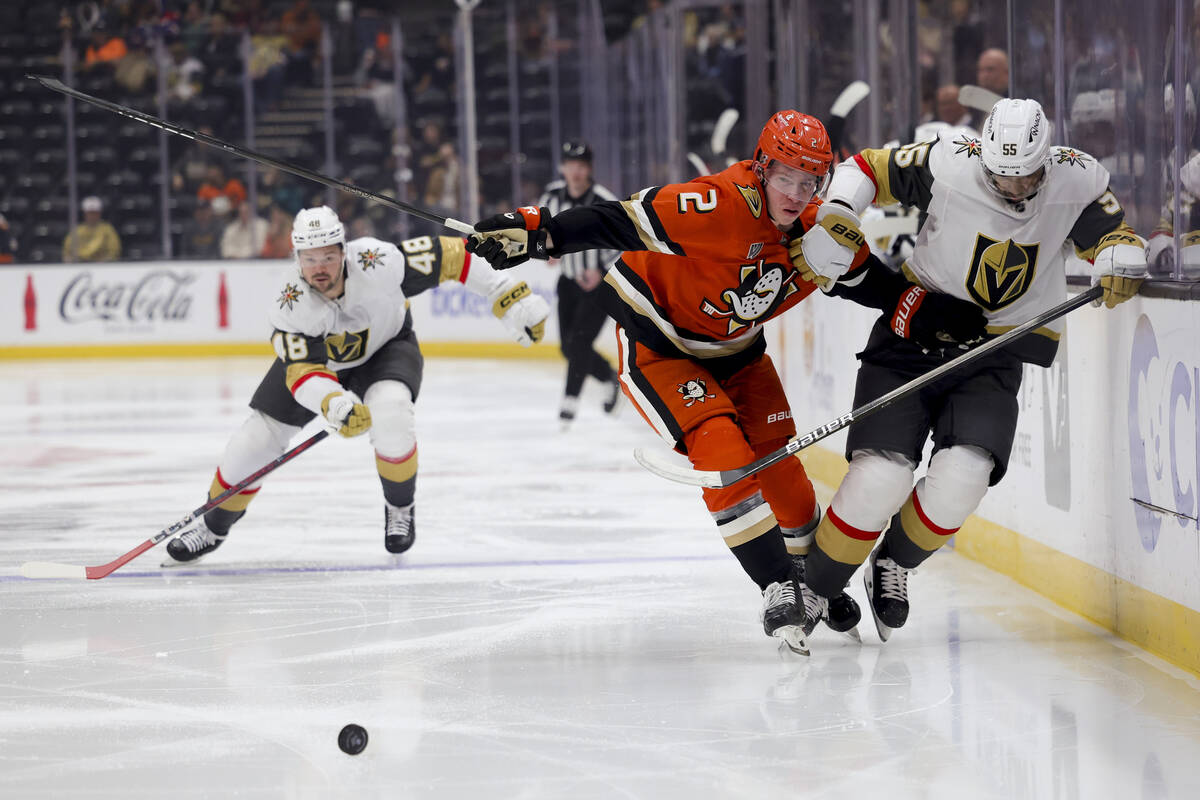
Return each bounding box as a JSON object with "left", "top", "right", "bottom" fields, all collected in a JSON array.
[{"left": 57, "top": 269, "right": 196, "bottom": 327}]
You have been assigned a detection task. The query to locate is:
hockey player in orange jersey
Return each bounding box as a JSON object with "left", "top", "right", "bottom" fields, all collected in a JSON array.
[{"left": 468, "top": 111, "right": 888, "bottom": 654}]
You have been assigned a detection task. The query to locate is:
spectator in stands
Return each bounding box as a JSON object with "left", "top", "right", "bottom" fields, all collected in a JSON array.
[
  {"left": 260, "top": 203, "right": 295, "bottom": 258},
  {"left": 934, "top": 84, "right": 972, "bottom": 128},
  {"left": 197, "top": 163, "right": 248, "bottom": 211},
  {"left": 83, "top": 23, "right": 128, "bottom": 69},
  {"left": 221, "top": 201, "right": 269, "bottom": 259},
  {"left": 181, "top": 200, "right": 223, "bottom": 258},
  {"left": 281, "top": 0, "right": 322, "bottom": 85},
  {"left": 114, "top": 27, "right": 156, "bottom": 93},
  {"left": 411, "top": 121, "right": 446, "bottom": 200},
  {"left": 0, "top": 212, "right": 18, "bottom": 264},
  {"left": 422, "top": 142, "right": 460, "bottom": 213},
  {"left": 167, "top": 41, "right": 205, "bottom": 103},
  {"left": 63, "top": 196, "right": 121, "bottom": 263},
  {"left": 976, "top": 48, "right": 1009, "bottom": 95},
  {"left": 261, "top": 167, "right": 305, "bottom": 215},
  {"left": 409, "top": 32, "right": 455, "bottom": 108},
  {"left": 250, "top": 18, "right": 288, "bottom": 112}
]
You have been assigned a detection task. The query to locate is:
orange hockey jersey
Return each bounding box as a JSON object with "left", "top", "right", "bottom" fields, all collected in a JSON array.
[{"left": 547, "top": 161, "right": 870, "bottom": 360}]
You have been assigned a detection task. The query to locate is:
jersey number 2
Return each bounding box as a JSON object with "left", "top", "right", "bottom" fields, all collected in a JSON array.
[{"left": 678, "top": 189, "right": 718, "bottom": 213}]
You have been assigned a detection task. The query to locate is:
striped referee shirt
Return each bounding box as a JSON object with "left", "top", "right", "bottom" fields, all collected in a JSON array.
[{"left": 538, "top": 180, "right": 620, "bottom": 281}]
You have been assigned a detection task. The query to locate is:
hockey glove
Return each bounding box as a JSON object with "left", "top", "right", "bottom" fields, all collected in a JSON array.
[
  {"left": 321, "top": 390, "right": 372, "bottom": 437},
  {"left": 1145, "top": 232, "right": 1173, "bottom": 273},
  {"left": 790, "top": 202, "right": 866, "bottom": 289},
  {"left": 1092, "top": 230, "right": 1147, "bottom": 309},
  {"left": 467, "top": 206, "right": 551, "bottom": 270},
  {"left": 891, "top": 285, "right": 988, "bottom": 352},
  {"left": 490, "top": 280, "right": 549, "bottom": 346}
]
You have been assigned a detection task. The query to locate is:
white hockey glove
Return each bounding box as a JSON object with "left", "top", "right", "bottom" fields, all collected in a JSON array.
[
  {"left": 1092, "top": 230, "right": 1147, "bottom": 309},
  {"left": 1180, "top": 152, "right": 1200, "bottom": 197},
  {"left": 321, "top": 390, "right": 372, "bottom": 437},
  {"left": 789, "top": 202, "right": 866, "bottom": 289},
  {"left": 490, "top": 280, "right": 550, "bottom": 346},
  {"left": 1146, "top": 232, "right": 1174, "bottom": 272}
]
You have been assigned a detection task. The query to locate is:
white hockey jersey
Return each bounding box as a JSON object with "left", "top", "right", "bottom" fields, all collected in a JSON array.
[
  {"left": 843, "top": 130, "right": 1131, "bottom": 365},
  {"left": 266, "top": 234, "right": 468, "bottom": 412}
]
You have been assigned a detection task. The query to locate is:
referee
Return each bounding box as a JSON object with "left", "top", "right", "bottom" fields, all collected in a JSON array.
[{"left": 539, "top": 140, "right": 621, "bottom": 426}]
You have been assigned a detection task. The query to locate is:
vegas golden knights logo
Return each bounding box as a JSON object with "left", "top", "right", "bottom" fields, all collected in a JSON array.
[
  {"left": 966, "top": 234, "right": 1039, "bottom": 311},
  {"left": 325, "top": 328, "right": 370, "bottom": 362}
]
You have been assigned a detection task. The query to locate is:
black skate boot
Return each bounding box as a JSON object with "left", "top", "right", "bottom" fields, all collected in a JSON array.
[
  {"left": 761, "top": 566, "right": 810, "bottom": 656},
  {"left": 863, "top": 542, "right": 912, "bottom": 642},
  {"left": 602, "top": 377, "right": 622, "bottom": 415},
  {"left": 163, "top": 518, "right": 226, "bottom": 565},
  {"left": 384, "top": 502, "right": 416, "bottom": 554},
  {"left": 792, "top": 554, "right": 862, "bottom": 641}
]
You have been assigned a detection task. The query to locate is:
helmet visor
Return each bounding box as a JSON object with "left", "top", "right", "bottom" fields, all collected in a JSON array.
[
  {"left": 763, "top": 161, "right": 824, "bottom": 202},
  {"left": 983, "top": 165, "right": 1047, "bottom": 202}
]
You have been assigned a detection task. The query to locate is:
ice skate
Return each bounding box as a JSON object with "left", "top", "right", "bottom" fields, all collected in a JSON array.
[
  {"left": 384, "top": 502, "right": 416, "bottom": 554},
  {"left": 162, "top": 517, "right": 226, "bottom": 566},
  {"left": 863, "top": 543, "right": 912, "bottom": 642},
  {"left": 792, "top": 554, "right": 861, "bottom": 642},
  {"left": 602, "top": 377, "right": 622, "bottom": 415},
  {"left": 761, "top": 567, "right": 809, "bottom": 656}
]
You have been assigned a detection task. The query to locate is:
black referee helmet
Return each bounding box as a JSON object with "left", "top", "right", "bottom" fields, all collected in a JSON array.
[{"left": 561, "top": 139, "right": 593, "bottom": 164}]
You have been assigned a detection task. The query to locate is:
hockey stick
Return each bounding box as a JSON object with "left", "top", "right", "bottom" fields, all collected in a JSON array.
[
  {"left": 686, "top": 152, "right": 711, "bottom": 176},
  {"left": 826, "top": 80, "right": 870, "bottom": 156},
  {"left": 26, "top": 74, "right": 474, "bottom": 235},
  {"left": 633, "top": 285, "right": 1103, "bottom": 489},
  {"left": 20, "top": 429, "right": 330, "bottom": 580},
  {"left": 958, "top": 84, "right": 1004, "bottom": 114},
  {"left": 710, "top": 107, "right": 739, "bottom": 167}
]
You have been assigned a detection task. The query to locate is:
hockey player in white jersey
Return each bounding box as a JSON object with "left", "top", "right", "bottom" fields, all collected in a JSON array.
[
  {"left": 163, "top": 205, "right": 549, "bottom": 564},
  {"left": 794, "top": 98, "right": 1147, "bottom": 644}
]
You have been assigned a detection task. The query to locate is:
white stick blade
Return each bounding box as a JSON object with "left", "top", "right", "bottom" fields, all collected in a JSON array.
[
  {"left": 710, "top": 108, "right": 739, "bottom": 155},
  {"left": 687, "top": 152, "right": 710, "bottom": 176},
  {"left": 958, "top": 84, "right": 1003, "bottom": 113},
  {"left": 632, "top": 448, "right": 722, "bottom": 489},
  {"left": 830, "top": 80, "right": 870, "bottom": 117},
  {"left": 21, "top": 561, "right": 89, "bottom": 580}
]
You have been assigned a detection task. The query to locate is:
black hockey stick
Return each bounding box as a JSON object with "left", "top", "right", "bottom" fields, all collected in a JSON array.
[
  {"left": 826, "top": 80, "right": 870, "bottom": 157},
  {"left": 21, "top": 429, "right": 330, "bottom": 580},
  {"left": 633, "top": 285, "right": 1103, "bottom": 489},
  {"left": 27, "top": 74, "right": 474, "bottom": 234}
]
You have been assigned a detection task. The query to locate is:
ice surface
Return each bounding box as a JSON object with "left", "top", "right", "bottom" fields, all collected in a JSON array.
[{"left": 1, "top": 356, "right": 1198, "bottom": 798}]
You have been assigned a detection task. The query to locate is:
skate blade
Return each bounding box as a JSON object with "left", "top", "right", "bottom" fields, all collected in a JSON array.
[
  {"left": 774, "top": 625, "right": 810, "bottom": 656},
  {"left": 160, "top": 555, "right": 207, "bottom": 568},
  {"left": 837, "top": 625, "right": 862, "bottom": 643}
]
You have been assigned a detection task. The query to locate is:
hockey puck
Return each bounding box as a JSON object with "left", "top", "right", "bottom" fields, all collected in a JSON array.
[{"left": 338, "top": 723, "right": 368, "bottom": 755}]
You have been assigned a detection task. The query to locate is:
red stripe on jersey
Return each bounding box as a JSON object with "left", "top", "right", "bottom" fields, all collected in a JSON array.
[
  {"left": 215, "top": 468, "right": 261, "bottom": 495},
  {"left": 912, "top": 489, "right": 959, "bottom": 536},
  {"left": 291, "top": 369, "right": 337, "bottom": 395},
  {"left": 827, "top": 506, "right": 881, "bottom": 541},
  {"left": 852, "top": 153, "right": 879, "bottom": 196},
  {"left": 459, "top": 249, "right": 472, "bottom": 284}
]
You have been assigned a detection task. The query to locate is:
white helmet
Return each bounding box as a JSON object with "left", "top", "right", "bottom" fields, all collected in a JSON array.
[
  {"left": 291, "top": 205, "right": 345, "bottom": 251},
  {"left": 980, "top": 98, "right": 1052, "bottom": 202}
]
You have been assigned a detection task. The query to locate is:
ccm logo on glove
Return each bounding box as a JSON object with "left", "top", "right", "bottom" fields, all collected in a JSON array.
[{"left": 891, "top": 285, "right": 926, "bottom": 338}]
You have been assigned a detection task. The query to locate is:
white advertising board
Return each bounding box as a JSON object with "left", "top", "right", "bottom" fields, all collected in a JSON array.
[{"left": 0, "top": 258, "right": 560, "bottom": 349}]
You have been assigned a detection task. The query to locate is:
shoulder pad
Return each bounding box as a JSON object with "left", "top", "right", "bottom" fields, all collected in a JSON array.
[{"left": 345, "top": 236, "right": 402, "bottom": 275}]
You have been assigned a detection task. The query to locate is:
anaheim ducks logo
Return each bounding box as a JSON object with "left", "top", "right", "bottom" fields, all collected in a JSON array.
[
  {"left": 677, "top": 378, "right": 717, "bottom": 407},
  {"left": 277, "top": 282, "right": 304, "bottom": 310},
  {"left": 966, "top": 234, "right": 1040, "bottom": 310},
  {"left": 324, "top": 328, "right": 370, "bottom": 362},
  {"left": 700, "top": 260, "right": 800, "bottom": 334},
  {"left": 357, "top": 248, "right": 385, "bottom": 270}
]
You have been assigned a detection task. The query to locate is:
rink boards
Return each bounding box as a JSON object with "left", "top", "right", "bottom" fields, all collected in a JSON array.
[
  {"left": 771, "top": 290, "right": 1200, "bottom": 674},
  {"left": 0, "top": 257, "right": 563, "bottom": 359}
]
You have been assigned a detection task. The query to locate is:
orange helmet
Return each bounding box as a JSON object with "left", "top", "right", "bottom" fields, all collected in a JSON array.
[{"left": 753, "top": 110, "right": 833, "bottom": 178}]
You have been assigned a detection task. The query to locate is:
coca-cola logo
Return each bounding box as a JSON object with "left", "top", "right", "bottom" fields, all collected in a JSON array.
[{"left": 58, "top": 270, "right": 195, "bottom": 324}]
